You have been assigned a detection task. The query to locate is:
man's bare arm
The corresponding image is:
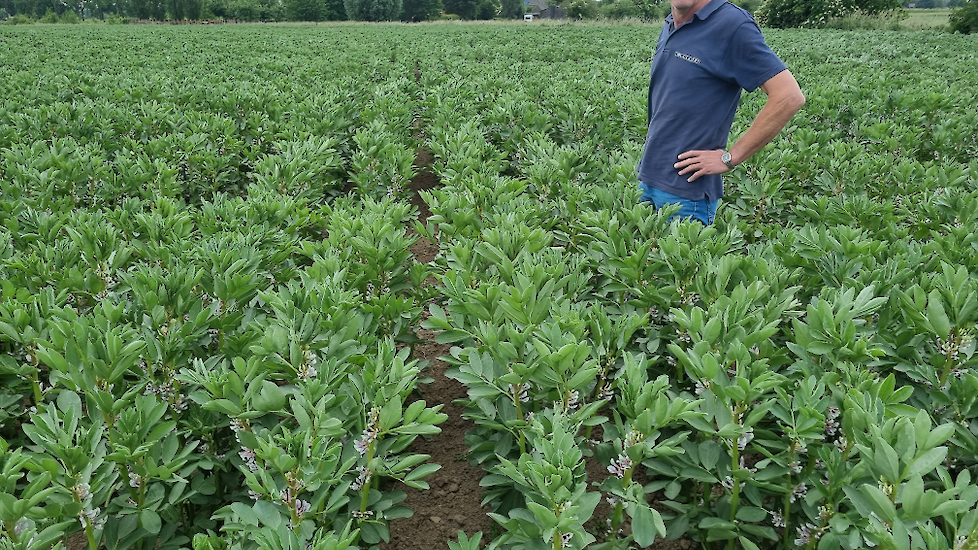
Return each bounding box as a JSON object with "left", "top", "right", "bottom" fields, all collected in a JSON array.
[{"left": 675, "top": 69, "right": 806, "bottom": 182}]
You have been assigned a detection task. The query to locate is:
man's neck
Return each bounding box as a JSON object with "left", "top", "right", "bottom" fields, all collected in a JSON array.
[{"left": 672, "top": 0, "right": 712, "bottom": 27}]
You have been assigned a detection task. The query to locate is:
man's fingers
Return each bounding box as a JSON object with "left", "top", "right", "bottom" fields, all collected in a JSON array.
[{"left": 674, "top": 149, "right": 726, "bottom": 182}]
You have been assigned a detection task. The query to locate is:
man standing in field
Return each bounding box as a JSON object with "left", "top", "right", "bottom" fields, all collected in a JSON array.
[{"left": 638, "top": 0, "right": 806, "bottom": 225}]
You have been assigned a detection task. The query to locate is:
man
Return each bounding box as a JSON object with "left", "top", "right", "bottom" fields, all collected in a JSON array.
[{"left": 637, "top": 0, "right": 806, "bottom": 225}]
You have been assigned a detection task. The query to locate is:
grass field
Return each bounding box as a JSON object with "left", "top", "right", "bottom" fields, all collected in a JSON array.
[{"left": 901, "top": 7, "right": 952, "bottom": 29}]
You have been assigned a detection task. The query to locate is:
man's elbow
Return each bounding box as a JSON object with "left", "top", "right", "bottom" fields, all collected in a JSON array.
[{"left": 789, "top": 90, "right": 806, "bottom": 113}]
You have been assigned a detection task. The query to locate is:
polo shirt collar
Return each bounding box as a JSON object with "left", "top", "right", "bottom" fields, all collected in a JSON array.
[{"left": 664, "top": 0, "right": 727, "bottom": 28}]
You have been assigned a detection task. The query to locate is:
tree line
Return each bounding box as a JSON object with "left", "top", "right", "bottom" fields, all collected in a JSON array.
[{"left": 0, "top": 0, "right": 528, "bottom": 23}]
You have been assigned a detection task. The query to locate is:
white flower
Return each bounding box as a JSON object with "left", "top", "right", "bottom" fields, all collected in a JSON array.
[
  {"left": 73, "top": 482, "right": 91, "bottom": 501},
  {"left": 738, "top": 427, "right": 754, "bottom": 451},
  {"left": 790, "top": 483, "right": 807, "bottom": 503},
  {"left": 607, "top": 455, "right": 632, "bottom": 478},
  {"left": 351, "top": 467, "right": 371, "bottom": 491},
  {"left": 794, "top": 523, "right": 818, "bottom": 547}
]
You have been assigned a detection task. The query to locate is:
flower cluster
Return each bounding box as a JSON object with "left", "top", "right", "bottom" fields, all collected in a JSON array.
[
  {"left": 354, "top": 407, "right": 380, "bottom": 456},
  {"left": 230, "top": 417, "right": 250, "bottom": 446},
  {"left": 790, "top": 483, "right": 808, "bottom": 503},
  {"left": 721, "top": 476, "right": 735, "bottom": 491},
  {"left": 72, "top": 482, "right": 91, "bottom": 501},
  {"left": 564, "top": 390, "right": 580, "bottom": 411},
  {"left": 350, "top": 466, "right": 371, "bottom": 491},
  {"left": 350, "top": 510, "right": 374, "bottom": 520},
  {"left": 794, "top": 522, "right": 823, "bottom": 547},
  {"left": 144, "top": 378, "right": 188, "bottom": 413},
  {"left": 72, "top": 479, "right": 106, "bottom": 532},
  {"left": 738, "top": 427, "right": 754, "bottom": 451},
  {"left": 299, "top": 348, "right": 320, "bottom": 381},
  {"left": 607, "top": 455, "right": 633, "bottom": 479},
  {"left": 824, "top": 406, "right": 840, "bottom": 437},
  {"left": 128, "top": 467, "right": 143, "bottom": 489},
  {"left": 624, "top": 430, "right": 644, "bottom": 448},
  {"left": 239, "top": 448, "right": 258, "bottom": 472},
  {"left": 511, "top": 383, "right": 529, "bottom": 404},
  {"left": 80, "top": 506, "right": 105, "bottom": 531},
  {"left": 877, "top": 478, "right": 895, "bottom": 499}
]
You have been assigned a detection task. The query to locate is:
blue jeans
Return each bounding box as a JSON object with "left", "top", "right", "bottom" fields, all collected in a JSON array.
[{"left": 639, "top": 183, "right": 719, "bottom": 226}]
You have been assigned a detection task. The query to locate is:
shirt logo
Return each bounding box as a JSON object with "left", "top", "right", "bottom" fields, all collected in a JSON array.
[{"left": 675, "top": 51, "right": 701, "bottom": 64}]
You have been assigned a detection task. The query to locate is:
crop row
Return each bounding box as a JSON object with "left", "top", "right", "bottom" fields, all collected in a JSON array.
[
  {"left": 1, "top": 25, "right": 439, "bottom": 550},
  {"left": 413, "top": 24, "right": 978, "bottom": 550}
]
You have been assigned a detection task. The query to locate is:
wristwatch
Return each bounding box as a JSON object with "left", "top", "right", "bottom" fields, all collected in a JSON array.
[{"left": 721, "top": 151, "right": 735, "bottom": 170}]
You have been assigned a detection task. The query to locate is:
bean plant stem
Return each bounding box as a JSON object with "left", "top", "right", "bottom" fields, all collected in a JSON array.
[
  {"left": 86, "top": 520, "right": 98, "bottom": 550},
  {"left": 30, "top": 372, "right": 42, "bottom": 405},
  {"left": 513, "top": 387, "right": 527, "bottom": 455},
  {"left": 938, "top": 331, "right": 958, "bottom": 387},
  {"left": 782, "top": 448, "right": 796, "bottom": 550},
  {"left": 610, "top": 465, "right": 633, "bottom": 533},
  {"left": 728, "top": 443, "right": 741, "bottom": 550}
]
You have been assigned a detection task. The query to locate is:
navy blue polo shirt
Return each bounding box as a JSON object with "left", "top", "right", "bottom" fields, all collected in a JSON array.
[{"left": 637, "top": 0, "right": 787, "bottom": 201}]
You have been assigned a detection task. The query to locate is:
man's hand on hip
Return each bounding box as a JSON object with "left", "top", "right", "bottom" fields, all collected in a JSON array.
[{"left": 674, "top": 149, "right": 729, "bottom": 183}]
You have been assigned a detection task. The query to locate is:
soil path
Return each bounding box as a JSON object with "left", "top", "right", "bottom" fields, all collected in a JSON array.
[{"left": 378, "top": 150, "right": 494, "bottom": 550}]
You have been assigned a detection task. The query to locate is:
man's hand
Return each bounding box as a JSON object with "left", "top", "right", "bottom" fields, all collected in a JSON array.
[
  {"left": 674, "top": 70, "right": 805, "bottom": 184},
  {"left": 674, "top": 149, "right": 729, "bottom": 183}
]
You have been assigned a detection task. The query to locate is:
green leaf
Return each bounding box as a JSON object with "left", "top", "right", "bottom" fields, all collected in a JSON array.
[
  {"left": 699, "top": 440, "right": 721, "bottom": 470},
  {"left": 204, "top": 399, "right": 241, "bottom": 416},
  {"left": 924, "top": 423, "right": 955, "bottom": 450},
  {"left": 404, "top": 463, "right": 441, "bottom": 481},
  {"left": 253, "top": 381, "right": 286, "bottom": 412},
  {"left": 230, "top": 502, "right": 260, "bottom": 526},
  {"left": 736, "top": 506, "right": 768, "bottom": 523},
  {"left": 526, "top": 501, "right": 557, "bottom": 527},
  {"left": 859, "top": 485, "right": 897, "bottom": 524},
  {"left": 927, "top": 291, "right": 951, "bottom": 339},
  {"left": 139, "top": 509, "right": 162, "bottom": 534},
  {"left": 901, "top": 475, "right": 924, "bottom": 518},
  {"left": 907, "top": 447, "right": 947, "bottom": 478},
  {"left": 632, "top": 504, "right": 662, "bottom": 546}
]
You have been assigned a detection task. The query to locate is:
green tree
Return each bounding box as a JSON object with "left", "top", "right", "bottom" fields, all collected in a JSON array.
[
  {"left": 756, "top": 0, "right": 901, "bottom": 26},
  {"left": 401, "top": 0, "right": 441, "bottom": 20},
  {"left": 285, "top": 0, "right": 323, "bottom": 19},
  {"left": 129, "top": 0, "right": 152, "bottom": 18},
  {"left": 499, "top": 0, "right": 521, "bottom": 17},
  {"left": 344, "top": 0, "right": 401, "bottom": 19},
  {"left": 599, "top": 0, "right": 661, "bottom": 19},
  {"left": 474, "top": 0, "right": 495, "bottom": 17},
  {"left": 149, "top": 0, "right": 167, "bottom": 18},
  {"left": 323, "top": 0, "right": 345, "bottom": 18},
  {"left": 11, "top": 0, "right": 38, "bottom": 17},
  {"left": 230, "top": 0, "right": 259, "bottom": 18},
  {"left": 949, "top": 0, "right": 978, "bottom": 31},
  {"left": 565, "top": 0, "right": 596, "bottom": 17},
  {"left": 442, "top": 0, "right": 474, "bottom": 16}
]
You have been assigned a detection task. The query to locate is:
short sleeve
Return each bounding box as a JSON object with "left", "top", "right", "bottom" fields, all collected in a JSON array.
[{"left": 723, "top": 20, "right": 788, "bottom": 92}]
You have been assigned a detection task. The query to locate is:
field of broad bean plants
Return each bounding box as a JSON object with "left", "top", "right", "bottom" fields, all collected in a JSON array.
[{"left": 1, "top": 21, "right": 978, "bottom": 550}]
